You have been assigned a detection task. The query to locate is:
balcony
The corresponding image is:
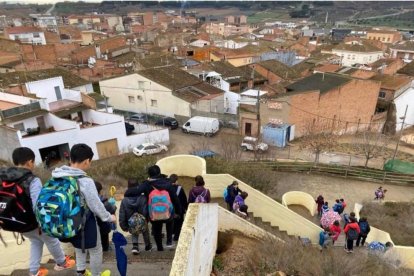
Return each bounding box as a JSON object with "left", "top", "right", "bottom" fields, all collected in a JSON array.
[{"left": 0, "top": 102, "right": 42, "bottom": 120}]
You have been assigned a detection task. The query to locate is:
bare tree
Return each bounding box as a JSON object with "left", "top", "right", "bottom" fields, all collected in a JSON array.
[
  {"left": 299, "top": 119, "right": 339, "bottom": 164},
  {"left": 219, "top": 134, "right": 243, "bottom": 161},
  {"left": 353, "top": 130, "right": 390, "bottom": 168}
]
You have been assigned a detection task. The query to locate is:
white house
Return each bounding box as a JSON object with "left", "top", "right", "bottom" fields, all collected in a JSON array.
[
  {"left": 5, "top": 26, "right": 46, "bottom": 45},
  {"left": 30, "top": 14, "right": 58, "bottom": 29},
  {"left": 332, "top": 40, "right": 384, "bottom": 66},
  {"left": 189, "top": 39, "right": 210, "bottom": 48},
  {"left": 214, "top": 40, "right": 248, "bottom": 49},
  {"left": 99, "top": 66, "right": 225, "bottom": 120},
  {"left": 394, "top": 81, "right": 414, "bottom": 131}
]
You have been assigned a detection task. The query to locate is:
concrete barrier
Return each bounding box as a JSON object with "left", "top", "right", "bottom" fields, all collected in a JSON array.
[
  {"left": 282, "top": 191, "right": 317, "bottom": 216},
  {"left": 170, "top": 203, "right": 218, "bottom": 276},
  {"left": 157, "top": 154, "right": 206, "bottom": 177},
  {"left": 0, "top": 231, "right": 72, "bottom": 275}
]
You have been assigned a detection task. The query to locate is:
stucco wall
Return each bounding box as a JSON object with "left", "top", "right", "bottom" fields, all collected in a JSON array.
[
  {"left": 282, "top": 191, "right": 317, "bottom": 216},
  {"left": 0, "top": 126, "right": 20, "bottom": 164},
  {"left": 170, "top": 203, "right": 218, "bottom": 276},
  {"left": 156, "top": 155, "right": 206, "bottom": 177}
]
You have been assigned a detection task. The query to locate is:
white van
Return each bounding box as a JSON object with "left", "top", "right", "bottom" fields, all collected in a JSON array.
[{"left": 182, "top": 116, "right": 220, "bottom": 136}]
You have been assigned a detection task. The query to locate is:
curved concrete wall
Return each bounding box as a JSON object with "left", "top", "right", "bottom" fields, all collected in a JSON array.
[
  {"left": 354, "top": 203, "right": 414, "bottom": 270},
  {"left": 0, "top": 232, "right": 72, "bottom": 275},
  {"left": 156, "top": 155, "right": 206, "bottom": 177},
  {"left": 170, "top": 203, "right": 218, "bottom": 276},
  {"left": 282, "top": 191, "right": 317, "bottom": 216}
]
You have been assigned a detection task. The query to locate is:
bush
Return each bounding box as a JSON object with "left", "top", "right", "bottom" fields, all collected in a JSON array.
[{"left": 114, "top": 154, "right": 157, "bottom": 182}]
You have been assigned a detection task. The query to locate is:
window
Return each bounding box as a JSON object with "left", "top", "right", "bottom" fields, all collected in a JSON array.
[
  {"left": 387, "top": 37, "right": 390, "bottom": 42},
  {"left": 137, "top": 95, "right": 143, "bottom": 100},
  {"left": 151, "top": 99, "right": 157, "bottom": 107},
  {"left": 33, "top": 33, "right": 40, "bottom": 38},
  {"left": 128, "top": 96, "right": 135, "bottom": 103},
  {"left": 138, "top": 81, "right": 145, "bottom": 89},
  {"left": 379, "top": 91, "right": 386, "bottom": 98}
]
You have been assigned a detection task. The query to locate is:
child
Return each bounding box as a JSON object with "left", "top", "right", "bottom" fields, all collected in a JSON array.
[
  {"left": 2, "top": 147, "right": 75, "bottom": 276},
  {"left": 329, "top": 220, "right": 341, "bottom": 245},
  {"left": 235, "top": 204, "right": 249, "bottom": 220},
  {"left": 315, "top": 195, "right": 324, "bottom": 217},
  {"left": 233, "top": 191, "right": 248, "bottom": 212},
  {"left": 169, "top": 174, "right": 188, "bottom": 242},
  {"left": 319, "top": 228, "right": 332, "bottom": 250},
  {"left": 119, "top": 179, "right": 152, "bottom": 254},
  {"left": 95, "top": 181, "right": 117, "bottom": 252},
  {"left": 52, "top": 144, "right": 116, "bottom": 276},
  {"left": 322, "top": 201, "right": 329, "bottom": 214}
]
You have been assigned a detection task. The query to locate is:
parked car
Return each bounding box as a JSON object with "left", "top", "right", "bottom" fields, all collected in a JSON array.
[
  {"left": 128, "top": 113, "right": 148, "bottom": 123},
  {"left": 155, "top": 117, "right": 179, "bottom": 129},
  {"left": 191, "top": 150, "right": 218, "bottom": 158},
  {"left": 124, "top": 122, "right": 135, "bottom": 135},
  {"left": 240, "top": 136, "right": 269, "bottom": 152},
  {"left": 182, "top": 116, "right": 220, "bottom": 136},
  {"left": 133, "top": 143, "right": 168, "bottom": 157}
]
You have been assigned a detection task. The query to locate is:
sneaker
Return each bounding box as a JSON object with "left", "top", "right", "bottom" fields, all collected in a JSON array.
[
  {"left": 54, "top": 255, "right": 76, "bottom": 271},
  {"left": 77, "top": 270, "right": 92, "bottom": 276},
  {"left": 31, "top": 267, "right": 49, "bottom": 276},
  {"left": 165, "top": 242, "right": 174, "bottom": 248},
  {"left": 101, "top": 270, "right": 111, "bottom": 276},
  {"left": 132, "top": 246, "right": 140, "bottom": 255},
  {"left": 145, "top": 245, "right": 153, "bottom": 252}
]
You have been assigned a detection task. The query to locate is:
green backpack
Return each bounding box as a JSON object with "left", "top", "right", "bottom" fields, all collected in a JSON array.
[{"left": 35, "top": 176, "right": 84, "bottom": 239}]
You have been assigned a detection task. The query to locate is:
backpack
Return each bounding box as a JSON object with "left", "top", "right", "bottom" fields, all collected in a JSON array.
[
  {"left": 223, "top": 188, "right": 228, "bottom": 202},
  {"left": 0, "top": 167, "right": 38, "bottom": 233},
  {"left": 148, "top": 187, "right": 173, "bottom": 221},
  {"left": 194, "top": 190, "right": 208, "bottom": 203},
  {"left": 35, "top": 176, "right": 84, "bottom": 239},
  {"left": 359, "top": 221, "right": 369, "bottom": 235},
  {"left": 128, "top": 212, "right": 147, "bottom": 235},
  {"left": 347, "top": 227, "right": 358, "bottom": 240}
]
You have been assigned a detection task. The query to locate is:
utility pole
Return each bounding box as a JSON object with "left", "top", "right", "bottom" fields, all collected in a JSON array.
[
  {"left": 391, "top": 104, "right": 408, "bottom": 163},
  {"left": 251, "top": 65, "right": 261, "bottom": 137}
]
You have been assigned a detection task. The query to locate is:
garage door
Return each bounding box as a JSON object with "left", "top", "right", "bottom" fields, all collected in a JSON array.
[{"left": 96, "top": 139, "right": 119, "bottom": 159}]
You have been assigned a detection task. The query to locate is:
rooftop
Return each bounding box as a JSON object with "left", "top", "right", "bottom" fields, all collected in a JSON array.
[
  {"left": 0, "top": 100, "right": 20, "bottom": 110},
  {"left": 5, "top": 26, "right": 42, "bottom": 34},
  {"left": 173, "top": 82, "right": 223, "bottom": 103},
  {"left": 397, "top": 62, "right": 414, "bottom": 77},
  {"left": 0, "top": 68, "right": 91, "bottom": 89},
  {"left": 137, "top": 55, "right": 182, "bottom": 69},
  {"left": 256, "top": 59, "right": 299, "bottom": 80},
  {"left": 390, "top": 41, "right": 414, "bottom": 52},
  {"left": 370, "top": 74, "right": 412, "bottom": 91},
  {"left": 333, "top": 41, "right": 382, "bottom": 53},
  {"left": 370, "top": 58, "right": 398, "bottom": 68},
  {"left": 138, "top": 66, "right": 201, "bottom": 90},
  {"left": 286, "top": 73, "right": 352, "bottom": 94}
]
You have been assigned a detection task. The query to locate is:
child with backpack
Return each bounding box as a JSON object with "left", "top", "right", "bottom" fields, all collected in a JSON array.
[
  {"left": 225, "top": 181, "right": 242, "bottom": 211},
  {"left": 356, "top": 217, "right": 371, "bottom": 247},
  {"left": 0, "top": 147, "right": 75, "bottom": 276},
  {"left": 344, "top": 217, "right": 360, "bottom": 253},
  {"left": 124, "top": 165, "right": 182, "bottom": 251},
  {"left": 119, "top": 179, "right": 152, "bottom": 255},
  {"left": 322, "top": 201, "right": 329, "bottom": 214},
  {"left": 46, "top": 144, "right": 116, "bottom": 276},
  {"left": 188, "top": 175, "right": 211, "bottom": 204},
  {"left": 235, "top": 204, "right": 249, "bottom": 220},
  {"left": 329, "top": 220, "right": 341, "bottom": 245},
  {"left": 169, "top": 174, "right": 188, "bottom": 242},
  {"left": 333, "top": 199, "right": 343, "bottom": 214},
  {"left": 233, "top": 191, "right": 248, "bottom": 212},
  {"left": 95, "top": 181, "right": 117, "bottom": 252}
]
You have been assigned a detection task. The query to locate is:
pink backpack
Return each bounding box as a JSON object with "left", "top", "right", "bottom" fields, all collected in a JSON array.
[{"left": 148, "top": 187, "right": 173, "bottom": 221}]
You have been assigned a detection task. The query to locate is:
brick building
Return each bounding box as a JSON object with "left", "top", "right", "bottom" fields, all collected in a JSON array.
[
  {"left": 71, "top": 36, "right": 127, "bottom": 64},
  {"left": 390, "top": 41, "right": 414, "bottom": 62},
  {"left": 250, "top": 60, "right": 299, "bottom": 84},
  {"left": 260, "top": 73, "right": 381, "bottom": 137},
  {"left": 366, "top": 29, "right": 402, "bottom": 44}
]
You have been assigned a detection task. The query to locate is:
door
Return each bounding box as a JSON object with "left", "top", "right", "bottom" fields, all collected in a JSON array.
[
  {"left": 96, "top": 139, "right": 119, "bottom": 159},
  {"left": 245, "top": 123, "right": 252, "bottom": 136},
  {"left": 36, "top": 116, "right": 46, "bottom": 131},
  {"left": 54, "top": 86, "right": 62, "bottom": 100}
]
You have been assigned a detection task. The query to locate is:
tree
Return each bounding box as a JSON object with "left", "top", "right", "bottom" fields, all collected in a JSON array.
[
  {"left": 299, "top": 119, "right": 340, "bottom": 164},
  {"left": 353, "top": 130, "right": 390, "bottom": 168}
]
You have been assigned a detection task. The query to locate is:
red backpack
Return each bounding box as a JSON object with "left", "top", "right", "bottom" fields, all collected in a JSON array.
[{"left": 148, "top": 187, "right": 173, "bottom": 221}]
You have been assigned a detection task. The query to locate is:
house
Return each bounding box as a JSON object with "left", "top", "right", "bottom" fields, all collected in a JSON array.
[
  {"left": 250, "top": 59, "right": 299, "bottom": 84},
  {"left": 214, "top": 40, "right": 248, "bottom": 49},
  {"left": 397, "top": 61, "right": 414, "bottom": 77},
  {"left": 394, "top": 82, "right": 414, "bottom": 131},
  {"left": 205, "top": 23, "right": 249, "bottom": 37},
  {"left": 390, "top": 41, "right": 414, "bottom": 62},
  {"left": 366, "top": 29, "right": 402, "bottom": 44},
  {"left": 369, "top": 58, "right": 405, "bottom": 75},
  {"left": 332, "top": 40, "right": 383, "bottom": 67},
  {"left": 30, "top": 14, "right": 58, "bottom": 30},
  {"left": 4, "top": 26, "right": 46, "bottom": 45},
  {"left": 224, "top": 15, "right": 247, "bottom": 25},
  {"left": 210, "top": 48, "right": 257, "bottom": 67},
  {"left": 331, "top": 28, "right": 352, "bottom": 42},
  {"left": 239, "top": 89, "right": 268, "bottom": 137},
  {"left": 99, "top": 66, "right": 225, "bottom": 123},
  {"left": 260, "top": 73, "right": 381, "bottom": 137}
]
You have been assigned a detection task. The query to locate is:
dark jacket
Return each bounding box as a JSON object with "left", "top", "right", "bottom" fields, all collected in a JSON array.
[
  {"left": 172, "top": 185, "right": 188, "bottom": 216},
  {"left": 358, "top": 220, "right": 371, "bottom": 236},
  {"left": 119, "top": 189, "right": 148, "bottom": 232},
  {"left": 226, "top": 185, "right": 241, "bottom": 204},
  {"left": 97, "top": 196, "right": 117, "bottom": 234},
  {"left": 124, "top": 177, "right": 182, "bottom": 219},
  {"left": 188, "top": 186, "right": 211, "bottom": 203}
]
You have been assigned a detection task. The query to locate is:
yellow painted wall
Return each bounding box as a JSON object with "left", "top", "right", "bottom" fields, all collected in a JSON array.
[{"left": 282, "top": 191, "right": 317, "bottom": 216}]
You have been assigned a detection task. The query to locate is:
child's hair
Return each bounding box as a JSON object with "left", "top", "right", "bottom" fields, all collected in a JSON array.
[
  {"left": 360, "top": 217, "right": 367, "bottom": 222},
  {"left": 340, "top": 198, "right": 344, "bottom": 202},
  {"left": 241, "top": 191, "right": 248, "bottom": 199},
  {"left": 12, "top": 147, "right": 35, "bottom": 165},
  {"left": 335, "top": 199, "right": 340, "bottom": 203},
  {"left": 128, "top": 179, "right": 139, "bottom": 188},
  {"left": 232, "top": 181, "right": 238, "bottom": 186},
  {"left": 350, "top": 212, "right": 356, "bottom": 217},
  {"left": 148, "top": 165, "right": 161, "bottom": 178},
  {"left": 239, "top": 204, "right": 248, "bottom": 213},
  {"left": 385, "top": 242, "right": 393, "bottom": 248},
  {"left": 169, "top": 174, "right": 178, "bottom": 184},
  {"left": 324, "top": 201, "right": 328, "bottom": 205},
  {"left": 350, "top": 217, "right": 357, "bottom": 223},
  {"left": 70, "top": 144, "right": 94, "bottom": 163},
  {"left": 95, "top": 181, "right": 103, "bottom": 194},
  {"left": 333, "top": 220, "right": 340, "bottom": 226},
  {"left": 195, "top": 175, "right": 205, "bottom": 186}
]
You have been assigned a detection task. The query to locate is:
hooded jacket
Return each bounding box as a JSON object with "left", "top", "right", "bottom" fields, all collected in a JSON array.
[
  {"left": 124, "top": 177, "right": 182, "bottom": 218},
  {"left": 52, "top": 165, "right": 111, "bottom": 223},
  {"left": 119, "top": 188, "right": 148, "bottom": 232},
  {"left": 344, "top": 222, "right": 360, "bottom": 238}
]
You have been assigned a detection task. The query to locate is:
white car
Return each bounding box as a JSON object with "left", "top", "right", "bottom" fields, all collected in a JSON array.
[
  {"left": 133, "top": 143, "right": 168, "bottom": 157},
  {"left": 241, "top": 136, "right": 269, "bottom": 152}
]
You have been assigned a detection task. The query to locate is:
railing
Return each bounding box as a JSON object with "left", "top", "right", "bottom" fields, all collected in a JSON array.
[
  {"left": 81, "top": 92, "right": 97, "bottom": 110},
  {"left": 0, "top": 102, "right": 41, "bottom": 120},
  {"left": 236, "top": 161, "right": 414, "bottom": 185}
]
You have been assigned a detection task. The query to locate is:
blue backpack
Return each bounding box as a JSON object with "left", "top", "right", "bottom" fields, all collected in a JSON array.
[
  {"left": 35, "top": 176, "right": 84, "bottom": 239},
  {"left": 223, "top": 188, "right": 229, "bottom": 202},
  {"left": 359, "top": 221, "right": 369, "bottom": 234}
]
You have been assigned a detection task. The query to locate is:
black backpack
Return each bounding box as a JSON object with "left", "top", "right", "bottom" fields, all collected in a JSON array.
[
  {"left": 347, "top": 228, "right": 358, "bottom": 240},
  {"left": 0, "top": 167, "right": 38, "bottom": 233}
]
